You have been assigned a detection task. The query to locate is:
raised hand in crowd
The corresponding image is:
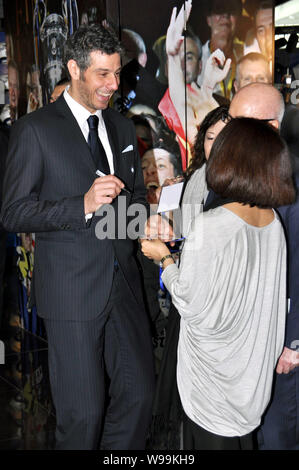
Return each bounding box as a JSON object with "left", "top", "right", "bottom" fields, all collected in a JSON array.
[
  {"left": 165, "top": 0, "right": 192, "bottom": 57},
  {"left": 201, "top": 49, "right": 231, "bottom": 100}
]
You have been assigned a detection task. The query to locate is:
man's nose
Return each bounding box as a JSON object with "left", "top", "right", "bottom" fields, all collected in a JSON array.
[
  {"left": 108, "top": 73, "right": 120, "bottom": 90},
  {"left": 147, "top": 163, "right": 157, "bottom": 175}
]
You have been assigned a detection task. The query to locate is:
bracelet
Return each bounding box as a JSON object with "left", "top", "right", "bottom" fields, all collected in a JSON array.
[{"left": 160, "top": 254, "right": 173, "bottom": 265}]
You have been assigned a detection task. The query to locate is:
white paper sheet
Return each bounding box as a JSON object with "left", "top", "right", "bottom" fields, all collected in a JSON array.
[{"left": 157, "top": 182, "right": 184, "bottom": 213}]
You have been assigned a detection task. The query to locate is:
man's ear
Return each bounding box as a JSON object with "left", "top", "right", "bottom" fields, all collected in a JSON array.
[
  {"left": 206, "top": 16, "right": 212, "bottom": 28},
  {"left": 269, "top": 119, "right": 279, "bottom": 130},
  {"left": 138, "top": 52, "right": 147, "bottom": 68},
  {"left": 234, "top": 79, "right": 239, "bottom": 93},
  {"left": 67, "top": 59, "right": 80, "bottom": 81}
]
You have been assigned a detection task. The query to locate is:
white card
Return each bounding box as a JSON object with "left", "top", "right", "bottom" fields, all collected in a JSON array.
[{"left": 157, "top": 182, "right": 184, "bottom": 213}]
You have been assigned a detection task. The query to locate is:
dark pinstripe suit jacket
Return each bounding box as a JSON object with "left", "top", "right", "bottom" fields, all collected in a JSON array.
[{"left": 1, "top": 96, "right": 147, "bottom": 320}]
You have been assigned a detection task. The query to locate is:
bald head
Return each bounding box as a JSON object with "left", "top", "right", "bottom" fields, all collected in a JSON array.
[{"left": 229, "top": 83, "right": 285, "bottom": 129}]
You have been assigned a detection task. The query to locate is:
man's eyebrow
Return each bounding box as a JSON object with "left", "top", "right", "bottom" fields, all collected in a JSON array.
[{"left": 94, "top": 67, "right": 122, "bottom": 73}]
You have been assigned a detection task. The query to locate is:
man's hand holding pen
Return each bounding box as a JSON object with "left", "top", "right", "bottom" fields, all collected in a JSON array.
[{"left": 84, "top": 174, "right": 125, "bottom": 215}]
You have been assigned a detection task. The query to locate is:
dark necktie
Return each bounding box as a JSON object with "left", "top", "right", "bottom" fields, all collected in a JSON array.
[{"left": 87, "top": 115, "right": 110, "bottom": 174}]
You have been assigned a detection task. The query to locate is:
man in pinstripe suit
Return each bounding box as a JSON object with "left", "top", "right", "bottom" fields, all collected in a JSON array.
[{"left": 1, "top": 24, "right": 155, "bottom": 450}]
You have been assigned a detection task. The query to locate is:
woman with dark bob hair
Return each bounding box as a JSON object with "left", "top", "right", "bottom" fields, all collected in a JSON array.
[{"left": 142, "top": 117, "right": 295, "bottom": 450}]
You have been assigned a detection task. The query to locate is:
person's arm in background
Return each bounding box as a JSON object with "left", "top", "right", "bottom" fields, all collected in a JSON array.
[
  {"left": 276, "top": 174, "right": 299, "bottom": 374},
  {"left": 166, "top": 1, "right": 231, "bottom": 145},
  {"left": 166, "top": 1, "right": 203, "bottom": 145}
]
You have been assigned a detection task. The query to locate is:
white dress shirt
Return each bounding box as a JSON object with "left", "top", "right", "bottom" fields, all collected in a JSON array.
[
  {"left": 63, "top": 86, "right": 114, "bottom": 174},
  {"left": 63, "top": 86, "right": 115, "bottom": 221}
]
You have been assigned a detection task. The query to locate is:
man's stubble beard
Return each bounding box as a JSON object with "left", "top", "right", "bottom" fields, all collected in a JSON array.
[{"left": 78, "top": 74, "right": 99, "bottom": 112}]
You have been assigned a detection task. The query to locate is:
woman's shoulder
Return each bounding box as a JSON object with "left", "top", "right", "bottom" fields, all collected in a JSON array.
[
  {"left": 190, "top": 207, "right": 244, "bottom": 247},
  {"left": 183, "top": 165, "right": 207, "bottom": 201},
  {"left": 190, "top": 164, "right": 206, "bottom": 181}
]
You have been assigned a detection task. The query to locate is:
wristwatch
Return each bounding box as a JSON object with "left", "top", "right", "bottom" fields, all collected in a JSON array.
[{"left": 160, "top": 254, "right": 173, "bottom": 265}]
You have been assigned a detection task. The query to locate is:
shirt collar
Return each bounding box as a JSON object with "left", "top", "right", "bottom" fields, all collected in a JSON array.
[{"left": 63, "top": 86, "right": 104, "bottom": 128}]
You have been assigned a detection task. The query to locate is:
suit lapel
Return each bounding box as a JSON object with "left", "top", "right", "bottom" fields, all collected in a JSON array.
[{"left": 54, "top": 95, "right": 96, "bottom": 174}]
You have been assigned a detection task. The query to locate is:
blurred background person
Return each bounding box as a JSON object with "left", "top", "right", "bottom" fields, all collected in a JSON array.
[
  {"left": 234, "top": 52, "right": 271, "bottom": 92},
  {"left": 112, "top": 26, "right": 165, "bottom": 115},
  {"left": 7, "top": 59, "right": 19, "bottom": 123},
  {"left": 244, "top": 1, "right": 273, "bottom": 68},
  {"left": 141, "top": 140, "right": 182, "bottom": 204},
  {"left": 197, "top": 0, "right": 243, "bottom": 99},
  {"left": 159, "top": 2, "right": 231, "bottom": 171},
  {"left": 121, "top": 28, "right": 148, "bottom": 68},
  {"left": 26, "top": 65, "right": 43, "bottom": 113},
  {"left": 49, "top": 77, "right": 70, "bottom": 103}
]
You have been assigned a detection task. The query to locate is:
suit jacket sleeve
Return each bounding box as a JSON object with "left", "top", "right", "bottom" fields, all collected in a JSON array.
[
  {"left": 1, "top": 117, "right": 87, "bottom": 233},
  {"left": 278, "top": 174, "right": 299, "bottom": 349}
]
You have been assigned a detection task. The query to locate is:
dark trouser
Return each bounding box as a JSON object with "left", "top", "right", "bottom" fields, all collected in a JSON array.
[
  {"left": 183, "top": 412, "right": 254, "bottom": 450},
  {"left": 258, "top": 368, "right": 299, "bottom": 450},
  {"left": 43, "top": 266, "right": 155, "bottom": 450}
]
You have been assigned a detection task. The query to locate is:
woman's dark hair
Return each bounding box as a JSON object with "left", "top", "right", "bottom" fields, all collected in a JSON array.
[
  {"left": 186, "top": 105, "right": 229, "bottom": 180},
  {"left": 206, "top": 117, "right": 296, "bottom": 208},
  {"left": 64, "top": 23, "right": 123, "bottom": 75}
]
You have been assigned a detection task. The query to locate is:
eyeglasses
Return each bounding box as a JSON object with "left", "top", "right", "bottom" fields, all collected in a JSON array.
[
  {"left": 256, "top": 118, "right": 277, "bottom": 122},
  {"left": 221, "top": 110, "right": 233, "bottom": 123},
  {"left": 221, "top": 110, "right": 276, "bottom": 124}
]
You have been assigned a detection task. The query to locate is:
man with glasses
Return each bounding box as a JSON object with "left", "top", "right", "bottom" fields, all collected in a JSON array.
[{"left": 229, "top": 83, "right": 299, "bottom": 450}]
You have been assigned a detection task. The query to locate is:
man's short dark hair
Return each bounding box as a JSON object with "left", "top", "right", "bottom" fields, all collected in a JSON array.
[
  {"left": 184, "top": 28, "right": 202, "bottom": 61},
  {"left": 206, "top": 117, "right": 295, "bottom": 208},
  {"left": 255, "top": 1, "right": 273, "bottom": 17},
  {"left": 64, "top": 23, "right": 123, "bottom": 73}
]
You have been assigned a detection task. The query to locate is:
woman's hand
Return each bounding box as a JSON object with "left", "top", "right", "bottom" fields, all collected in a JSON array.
[
  {"left": 140, "top": 238, "right": 170, "bottom": 262},
  {"left": 144, "top": 214, "right": 174, "bottom": 241}
]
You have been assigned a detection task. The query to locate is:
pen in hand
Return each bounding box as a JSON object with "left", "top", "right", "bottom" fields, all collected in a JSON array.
[{"left": 95, "top": 170, "right": 132, "bottom": 194}]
